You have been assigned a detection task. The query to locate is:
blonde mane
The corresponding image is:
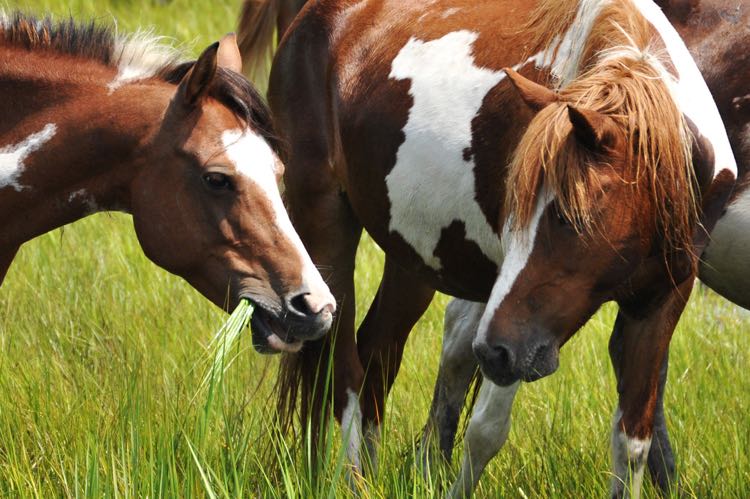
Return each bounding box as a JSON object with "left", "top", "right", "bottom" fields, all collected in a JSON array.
[{"left": 506, "top": 0, "right": 697, "bottom": 254}]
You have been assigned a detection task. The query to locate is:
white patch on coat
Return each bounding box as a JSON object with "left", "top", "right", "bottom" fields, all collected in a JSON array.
[
  {"left": 387, "top": 31, "right": 507, "bottom": 270},
  {"left": 611, "top": 409, "right": 651, "bottom": 499},
  {"left": 475, "top": 188, "right": 554, "bottom": 344},
  {"left": 221, "top": 129, "right": 335, "bottom": 308},
  {"left": 107, "top": 31, "right": 182, "bottom": 92},
  {"left": 340, "top": 388, "right": 363, "bottom": 470},
  {"left": 0, "top": 123, "right": 57, "bottom": 192},
  {"left": 700, "top": 186, "right": 750, "bottom": 308},
  {"left": 630, "top": 0, "right": 737, "bottom": 179}
]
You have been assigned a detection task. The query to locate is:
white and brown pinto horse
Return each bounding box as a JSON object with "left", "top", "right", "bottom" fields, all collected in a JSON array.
[
  {"left": 240, "top": 0, "right": 739, "bottom": 495},
  {"left": 0, "top": 13, "right": 335, "bottom": 352},
  {"left": 424, "top": 1, "right": 749, "bottom": 497}
]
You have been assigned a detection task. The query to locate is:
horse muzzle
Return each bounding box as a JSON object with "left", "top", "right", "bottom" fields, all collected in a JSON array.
[
  {"left": 247, "top": 289, "right": 335, "bottom": 355},
  {"left": 473, "top": 334, "right": 560, "bottom": 386}
]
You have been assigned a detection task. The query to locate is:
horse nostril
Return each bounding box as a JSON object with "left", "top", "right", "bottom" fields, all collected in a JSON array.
[
  {"left": 492, "top": 342, "right": 515, "bottom": 369},
  {"left": 287, "top": 292, "right": 333, "bottom": 318}
]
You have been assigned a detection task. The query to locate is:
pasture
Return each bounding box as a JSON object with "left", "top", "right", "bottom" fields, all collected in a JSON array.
[{"left": 1, "top": 0, "right": 748, "bottom": 497}]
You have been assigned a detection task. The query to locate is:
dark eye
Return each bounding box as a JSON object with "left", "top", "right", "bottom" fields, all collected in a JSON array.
[{"left": 202, "top": 172, "right": 233, "bottom": 191}]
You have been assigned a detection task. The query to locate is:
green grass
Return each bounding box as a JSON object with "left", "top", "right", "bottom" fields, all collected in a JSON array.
[{"left": 2, "top": 1, "right": 749, "bottom": 497}]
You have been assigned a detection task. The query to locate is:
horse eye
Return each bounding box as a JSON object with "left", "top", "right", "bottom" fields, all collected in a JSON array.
[
  {"left": 202, "top": 172, "right": 233, "bottom": 191},
  {"left": 553, "top": 206, "right": 570, "bottom": 226}
]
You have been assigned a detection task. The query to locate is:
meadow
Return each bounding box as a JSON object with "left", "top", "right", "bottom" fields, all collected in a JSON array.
[{"left": 2, "top": 0, "right": 749, "bottom": 496}]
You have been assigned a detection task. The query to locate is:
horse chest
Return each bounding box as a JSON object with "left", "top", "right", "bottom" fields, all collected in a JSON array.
[{"left": 382, "top": 31, "right": 506, "bottom": 276}]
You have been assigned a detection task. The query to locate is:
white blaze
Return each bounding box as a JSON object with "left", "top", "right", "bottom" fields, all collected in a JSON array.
[
  {"left": 221, "top": 129, "right": 334, "bottom": 305},
  {"left": 476, "top": 189, "right": 554, "bottom": 344},
  {"left": 0, "top": 123, "right": 57, "bottom": 192}
]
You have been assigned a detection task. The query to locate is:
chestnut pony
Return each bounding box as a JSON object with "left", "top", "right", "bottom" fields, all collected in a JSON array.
[
  {"left": 239, "top": 0, "right": 740, "bottom": 495},
  {"left": 0, "top": 13, "right": 335, "bottom": 353}
]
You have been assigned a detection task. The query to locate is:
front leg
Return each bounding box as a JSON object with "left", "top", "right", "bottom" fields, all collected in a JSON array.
[
  {"left": 356, "top": 256, "right": 435, "bottom": 476},
  {"left": 449, "top": 379, "right": 520, "bottom": 499},
  {"left": 610, "top": 278, "right": 693, "bottom": 499}
]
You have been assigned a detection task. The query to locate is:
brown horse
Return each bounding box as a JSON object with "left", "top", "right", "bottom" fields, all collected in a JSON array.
[
  {"left": 239, "top": 0, "right": 738, "bottom": 494},
  {"left": 0, "top": 13, "right": 335, "bottom": 353}
]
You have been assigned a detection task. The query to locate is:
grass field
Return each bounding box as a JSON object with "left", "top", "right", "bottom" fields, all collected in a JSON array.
[{"left": 2, "top": 1, "right": 749, "bottom": 497}]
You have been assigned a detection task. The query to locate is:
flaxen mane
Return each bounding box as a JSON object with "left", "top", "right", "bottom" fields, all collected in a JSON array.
[
  {"left": 1, "top": 11, "right": 281, "bottom": 153},
  {"left": 506, "top": 0, "right": 696, "bottom": 254}
]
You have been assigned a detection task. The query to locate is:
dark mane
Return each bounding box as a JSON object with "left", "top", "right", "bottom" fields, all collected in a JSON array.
[{"left": 1, "top": 11, "right": 280, "bottom": 154}]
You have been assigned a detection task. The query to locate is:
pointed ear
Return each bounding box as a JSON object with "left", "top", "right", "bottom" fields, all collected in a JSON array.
[
  {"left": 504, "top": 67, "right": 558, "bottom": 112},
  {"left": 567, "top": 105, "right": 619, "bottom": 152},
  {"left": 217, "top": 33, "right": 243, "bottom": 73},
  {"left": 180, "top": 42, "right": 219, "bottom": 107}
]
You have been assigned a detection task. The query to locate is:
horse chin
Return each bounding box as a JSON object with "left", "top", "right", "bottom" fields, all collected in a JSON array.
[{"left": 250, "top": 305, "right": 303, "bottom": 355}]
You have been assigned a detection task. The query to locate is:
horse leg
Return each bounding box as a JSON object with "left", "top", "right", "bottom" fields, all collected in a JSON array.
[
  {"left": 419, "top": 299, "right": 482, "bottom": 476},
  {"left": 449, "top": 379, "right": 520, "bottom": 499},
  {"left": 610, "top": 318, "right": 677, "bottom": 494},
  {"left": 277, "top": 0, "right": 307, "bottom": 37},
  {"left": 356, "top": 256, "right": 435, "bottom": 476},
  {"left": 609, "top": 278, "right": 693, "bottom": 499}
]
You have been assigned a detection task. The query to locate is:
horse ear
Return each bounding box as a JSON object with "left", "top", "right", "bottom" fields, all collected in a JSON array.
[
  {"left": 217, "top": 33, "right": 243, "bottom": 73},
  {"left": 180, "top": 42, "right": 219, "bottom": 106},
  {"left": 503, "top": 67, "right": 558, "bottom": 112},
  {"left": 567, "top": 105, "right": 618, "bottom": 152}
]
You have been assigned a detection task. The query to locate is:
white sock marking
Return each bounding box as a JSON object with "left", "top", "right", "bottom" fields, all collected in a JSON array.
[
  {"left": 611, "top": 409, "right": 651, "bottom": 499},
  {"left": 341, "top": 388, "right": 363, "bottom": 470},
  {"left": 0, "top": 123, "right": 57, "bottom": 192}
]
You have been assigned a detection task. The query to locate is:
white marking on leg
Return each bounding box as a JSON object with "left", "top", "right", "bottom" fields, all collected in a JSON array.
[
  {"left": 0, "top": 123, "right": 57, "bottom": 192},
  {"left": 611, "top": 409, "right": 652, "bottom": 499},
  {"left": 341, "top": 388, "right": 363, "bottom": 471},
  {"left": 222, "top": 129, "right": 335, "bottom": 308},
  {"left": 631, "top": 0, "right": 737, "bottom": 179},
  {"left": 387, "top": 31, "right": 507, "bottom": 270},
  {"left": 450, "top": 380, "right": 520, "bottom": 499},
  {"left": 476, "top": 188, "right": 554, "bottom": 344}
]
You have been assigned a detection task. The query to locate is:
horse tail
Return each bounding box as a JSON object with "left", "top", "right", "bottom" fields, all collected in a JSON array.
[{"left": 237, "top": 0, "right": 283, "bottom": 88}]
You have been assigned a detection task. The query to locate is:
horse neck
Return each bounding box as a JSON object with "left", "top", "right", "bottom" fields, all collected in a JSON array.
[{"left": 0, "top": 57, "right": 173, "bottom": 254}]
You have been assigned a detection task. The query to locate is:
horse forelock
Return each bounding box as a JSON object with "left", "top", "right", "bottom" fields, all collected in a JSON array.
[{"left": 507, "top": 0, "right": 697, "bottom": 255}]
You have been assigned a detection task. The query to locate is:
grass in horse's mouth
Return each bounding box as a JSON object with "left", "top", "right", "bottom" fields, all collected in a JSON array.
[{"left": 205, "top": 298, "right": 254, "bottom": 386}]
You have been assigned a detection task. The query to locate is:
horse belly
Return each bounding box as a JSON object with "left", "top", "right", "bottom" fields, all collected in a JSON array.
[{"left": 700, "top": 184, "right": 750, "bottom": 309}]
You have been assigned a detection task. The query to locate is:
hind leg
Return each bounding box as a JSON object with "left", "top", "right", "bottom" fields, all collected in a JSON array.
[
  {"left": 419, "top": 299, "right": 482, "bottom": 475},
  {"left": 356, "top": 256, "right": 435, "bottom": 475}
]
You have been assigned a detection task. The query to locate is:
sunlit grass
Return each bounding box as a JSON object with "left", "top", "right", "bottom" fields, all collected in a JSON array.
[{"left": 1, "top": 1, "right": 749, "bottom": 497}]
